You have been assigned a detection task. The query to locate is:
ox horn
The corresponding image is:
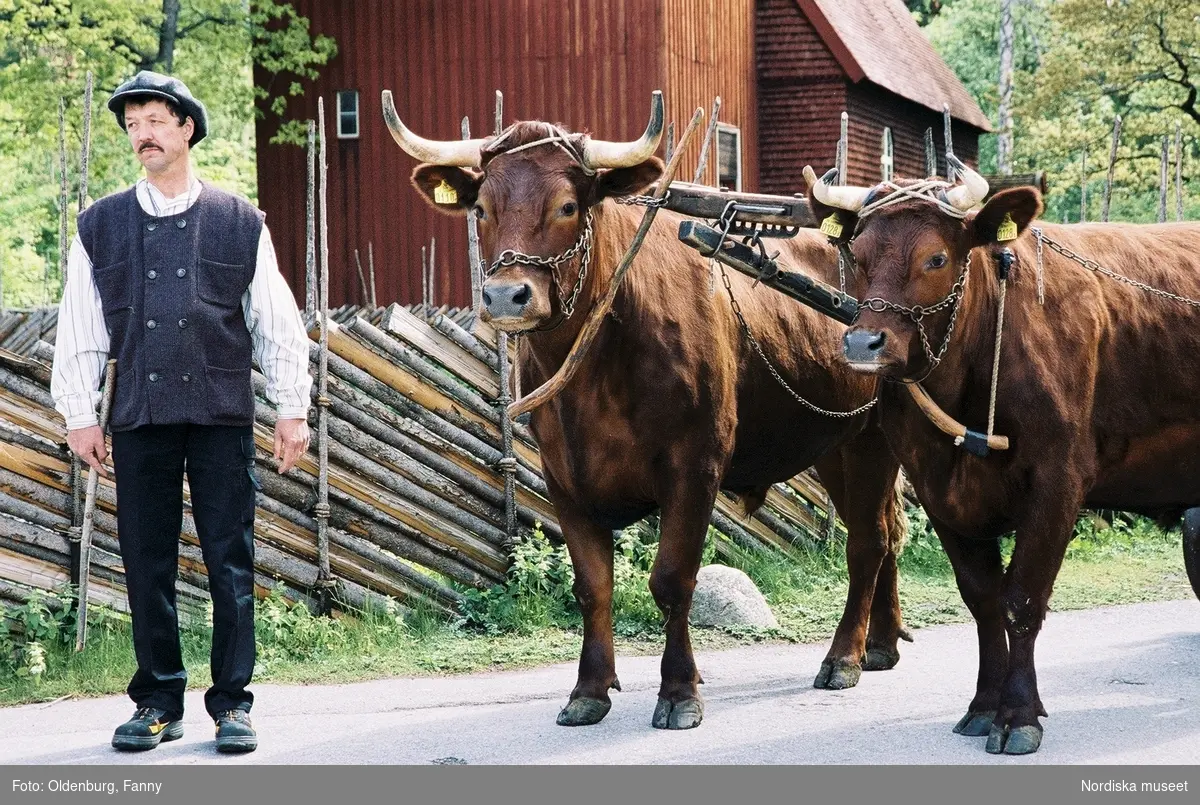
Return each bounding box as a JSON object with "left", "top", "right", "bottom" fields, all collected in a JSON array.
[
  {"left": 381, "top": 89, "right": 487, "bottom": 167},
  {"left": 802, "top": 165, "right": 872, "bottom": 212},
  {"left": 944, "top": 154, "right": 989, "bottom": 211},
  {"left": 581, "top": 91, "right": 665, "bottom": 169}
]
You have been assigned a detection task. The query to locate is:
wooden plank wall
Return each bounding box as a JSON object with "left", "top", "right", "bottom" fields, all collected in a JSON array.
[{"left": 660, "top": 0, "right": 758, "bottom": 191}]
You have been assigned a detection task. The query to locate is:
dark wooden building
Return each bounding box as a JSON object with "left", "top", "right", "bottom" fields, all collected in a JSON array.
[
  {"left": 756, "top": 0, "right": 990, "bottom": 195},
  {"left": 255, "top": 0, "right": 987, "bottom": 308}
]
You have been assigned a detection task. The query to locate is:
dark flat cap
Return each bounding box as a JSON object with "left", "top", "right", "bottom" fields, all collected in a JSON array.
[{"left": 108, "top": 70, "right": 208, "bottom": 147}]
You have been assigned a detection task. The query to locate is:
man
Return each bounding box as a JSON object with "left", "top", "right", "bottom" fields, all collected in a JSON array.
[{"left": 51, "top": 71, "right": 313, "bottom": 754}]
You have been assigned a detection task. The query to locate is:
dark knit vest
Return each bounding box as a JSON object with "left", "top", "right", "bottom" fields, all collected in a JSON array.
[{"left": 76, "top": 184, "right": 263, "bottom": 431}]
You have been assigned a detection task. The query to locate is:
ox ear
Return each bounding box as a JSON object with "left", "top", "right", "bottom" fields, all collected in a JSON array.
[
  {"left": 411, "top": 164, "right": 483, "bottom": 215},
  {"left": 805, "top": 188, "right": 859, "bottom": 246},
  {"left": 971, "top": 187, "right": 1043, "bottom": 246},
  {"left": 592, "top": 157, "right": 664, "bottom": 202}
]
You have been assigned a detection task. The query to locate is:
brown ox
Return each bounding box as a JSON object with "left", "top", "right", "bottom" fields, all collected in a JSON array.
[
  {"left": 383, "top": 93, "right": 909, "bottom": 729},
  {"left": 806, "top": 162, "right": 1200, "bottom": 754}
]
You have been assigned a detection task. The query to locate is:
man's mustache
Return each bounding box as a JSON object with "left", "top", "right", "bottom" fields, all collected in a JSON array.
[{"left": 138, "top": 143, "right": 162, "bottom": 153}]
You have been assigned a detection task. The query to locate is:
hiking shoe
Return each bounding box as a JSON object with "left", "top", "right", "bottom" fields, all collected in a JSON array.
[
  {"left": 112, "top": 707, "right": 183, "bottom": 750},
  {"left": 214, "top": 709, "right": 257, "bottom": 753}
]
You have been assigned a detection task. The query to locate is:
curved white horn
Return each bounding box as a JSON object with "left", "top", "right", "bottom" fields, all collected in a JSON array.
[
  {"left": 581, "top": 91, "right": 665, "bottom": 169},
  {"left": 382, "top": 90, "right": 486, "bottom": 167},
  {"left": 802, "top": 165, "right": 871, "bottom": 212},
  {"left": 944, "top": 155, "right": 989, "bottom": 210}
]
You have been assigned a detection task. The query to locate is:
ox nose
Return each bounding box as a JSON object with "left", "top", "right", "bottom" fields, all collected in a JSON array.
[
  {"left": 843, "top": 329, "right": 887, "bottom": 363},
  {"left": 483, "top": 282, "right": 533, "bottom": 320}
]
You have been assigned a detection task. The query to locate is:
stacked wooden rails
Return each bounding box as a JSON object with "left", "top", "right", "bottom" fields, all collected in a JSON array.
[{"left": 0, "top": 303, "right": 842, "bottom": 622}]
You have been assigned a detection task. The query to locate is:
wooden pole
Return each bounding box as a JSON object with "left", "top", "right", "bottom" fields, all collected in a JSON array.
[
  {"left": 836, "top": 111, "right": 848, "bottom": 184},
  {"left": 420, "top": 244, "right": 428, "bottom": 320},
  {"left": 316, "top": 97, "right": 334, "bottom": 607},
  {"left": 880, "top": 127, "right": 893, "bottom": 182},
  {"left": 1102, "top": 115, "right": 1121, "bottom": 223},
  {"left": 996, "top": 0, "right": 1015, "bottom": 176},
  {"left": 924, "top": 127, "right": 937, "bottom": 179},
  {"left": 354, "top": 248, "right": 369, "bottom": 306},
  {"left": 665, "top": 121, "right": 675, "bottom": 165},
  {"left": 429, "top": 237, "right": 436, "bottom": 320},
  {"left": 492, "top": 90, "right": 518, "bottom": 547},
  {"left": 1159, "top": 135, "right": 1169, "bottom": 223},
  {"left": 509, "top": 104, "right": 704, "bottom": 420},
  {"left": 463, "top": 116, "right": 484, "bottom": 317},
  {"left": 78, "top": 71, "right": 93, "bottom": 211},
  {"left": 943, "top": 103, "right": 955, "bottom": 184},
  {"left": 692, "top": 96, "right": 722, "bottom": 185},
  {"left": 305, "top": 120, "right": 317, "bottom": 317},
  {"left": 1176, "top": 122, "right": 1185, "bottom": 222},
  {"left": 1080, "top": 149, "right": 1088, "bottom": 223},
  {"left": 75, "top": 359, "right": 115, "bottom": 651},
  {"left": 368, "top": 241, "right": 377, "bottom": 308},
  {"left": 55, "top": 97, "right": 67, "bottom": 306}
]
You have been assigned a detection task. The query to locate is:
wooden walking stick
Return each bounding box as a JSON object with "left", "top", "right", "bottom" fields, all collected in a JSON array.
[{"left": 75, "top": 358, "right": 116, "bottom": 652}]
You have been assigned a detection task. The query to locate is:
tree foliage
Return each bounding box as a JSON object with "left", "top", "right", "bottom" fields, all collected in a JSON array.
[
  {"left": 0, "top": 0, "right": 335, "bottom": 308},
  {"left": 923, "top": 0, "right": 1199, "bottom": 224}
]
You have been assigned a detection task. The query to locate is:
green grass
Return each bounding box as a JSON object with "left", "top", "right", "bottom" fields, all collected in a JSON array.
[{"left": 0, "top": 510, "right": 1192, "bottom": 707}]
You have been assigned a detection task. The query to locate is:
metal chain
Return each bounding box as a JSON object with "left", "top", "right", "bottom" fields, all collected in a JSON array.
[
  {"left": 489, "top": 210, "right": 595, "bottom": 318},
  {"left": 617, "top": 191, "right": 672, "bottom": 208},
  {"left": 719, "top": 264, "right": 876, "bottom": 418},
  {"left": 860, "top": 258, "right": 970, "bottom": 379},
  {"left": 1033, "top": 228, "right": 1200, "bottom": 311}
]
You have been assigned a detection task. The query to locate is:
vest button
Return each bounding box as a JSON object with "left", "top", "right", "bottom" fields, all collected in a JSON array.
[
  {"left": 178, "top": 318, "right": 187, "bottom": 328},
  {"left": 146, "top": 222, "right": 157, "bottom": 232},
  {"left": 181, "top": 373, "right": 191, "bottom": 383},
  {"left": 147, "top": 270, "right": 157, "bottom": 279},
  {"left": 146, "top": 319, "right": 156, "bottom": 329},
  {"left": 149, "top": 372, "right": 159, "bottom": 382},
  {"left": 177, "top": 268, "right": 187, "bottom": 278},
  {"left": 177, "top": 219, "right": 187, "bottom": 229}
]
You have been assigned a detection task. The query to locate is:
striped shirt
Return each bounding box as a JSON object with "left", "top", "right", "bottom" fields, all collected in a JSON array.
[{"left": 51, "top": 177, "right": 312, "bottom": 430}]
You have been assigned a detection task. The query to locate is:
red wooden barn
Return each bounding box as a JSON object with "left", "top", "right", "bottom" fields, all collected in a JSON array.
[{"left": 255, "top": 0, "right": 989, "bottom": 309}]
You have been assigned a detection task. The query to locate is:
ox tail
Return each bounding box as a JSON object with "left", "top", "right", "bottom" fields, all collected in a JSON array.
[
  {"left": 736, "top": 487, "right": 770, "bottom": 520},
  {"left": 888, "top": 472, "right": 911, "bottom": 556}
]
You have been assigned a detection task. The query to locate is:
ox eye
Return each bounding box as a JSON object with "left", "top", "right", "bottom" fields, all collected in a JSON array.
[
  {"left": 926, "top": 253, "right": 948, "bottom": 270},
  {"left": 559, "top": 201, "right": 578, "bottom": 217},
  {"left": 473, "top": 205, "right": 487, "bottom": 221}
]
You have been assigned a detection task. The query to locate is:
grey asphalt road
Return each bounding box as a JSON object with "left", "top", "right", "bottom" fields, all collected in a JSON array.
[{"left": 2, "top": 599, "right": 1197, "bottom": 765}]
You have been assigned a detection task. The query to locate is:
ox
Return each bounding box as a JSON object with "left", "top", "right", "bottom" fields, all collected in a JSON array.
[
  {"left": 382, "top": 93, "right": 909, "bottom": 729},
  {"left": 806, "top": 162, "right": 1200, "bottom": 754}
]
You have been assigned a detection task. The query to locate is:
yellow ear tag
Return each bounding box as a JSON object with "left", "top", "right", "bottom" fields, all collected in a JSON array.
[
  {"left": 819, "top": 213, "right": 844, "bottom": 238},
  {"left": 996, "top": 212, "right": 1018, "bottom": 242},
  {"left": 433, "top": 180, "right": 458, "bottom": 205}
]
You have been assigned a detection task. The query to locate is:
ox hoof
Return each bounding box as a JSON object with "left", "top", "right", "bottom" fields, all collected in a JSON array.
[
  {"left": 651, "top": 696, "right": 704, "bottom": 730},
  {"left": 556, "top": 697, "right": 612, "bottom": 727},
  {"left": 952, "top": 710, "right": 996, "bottom": 737},
  {"left": 814, "top": 659, "right": 862, "bottom": 690},
  {"left": 985, "top": 723, "right": 1043, "bottom": 755},
  {"left": 862, "top": 646, "right": 900, "bottom": 671}
]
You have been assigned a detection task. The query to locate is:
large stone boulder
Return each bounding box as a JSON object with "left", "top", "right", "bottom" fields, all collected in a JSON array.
[{"left": 689, "top": 565, "right": 779, "bottom": 630}]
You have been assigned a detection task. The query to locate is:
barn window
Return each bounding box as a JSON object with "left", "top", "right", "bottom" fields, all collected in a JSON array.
[
  {"left": 716, "top": 125, "right": 742, "bottom": 191},
  {"left": 336, "top": 90, "right": 359, "bottom": 139}
]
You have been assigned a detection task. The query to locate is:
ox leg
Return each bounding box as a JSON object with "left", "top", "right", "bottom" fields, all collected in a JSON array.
[
  {"left": 648, "top": 482, "right": 715, "bottom": 730},
  {"left": 985, "top": 503, "right": 1077, "bottom": 755},
  {"left": 555, "top": 509, "right": 620, "bottom": 727},
  {"left": 934, "top": 520, "right": 1008, "bottom": 739},
  {"left": 813, "top": 439, "right": 904, "bottom": 690}
]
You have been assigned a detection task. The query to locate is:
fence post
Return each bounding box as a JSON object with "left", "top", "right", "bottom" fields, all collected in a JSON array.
[{"left": 1102, "top": 115, "right": 1121, "bottom": 223}]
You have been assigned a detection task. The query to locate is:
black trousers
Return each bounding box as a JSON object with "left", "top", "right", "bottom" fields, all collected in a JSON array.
[{"left": 111, "top": 423, "right": 258, "bottom": 719}]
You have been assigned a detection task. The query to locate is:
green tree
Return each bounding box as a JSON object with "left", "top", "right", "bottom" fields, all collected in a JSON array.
[
  {"left": 0, "top": 0, "right": 336, "bottom": 308},
  {"left": 922, "top": 0, "right": 1198, "bottom": 224}
]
